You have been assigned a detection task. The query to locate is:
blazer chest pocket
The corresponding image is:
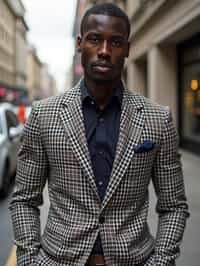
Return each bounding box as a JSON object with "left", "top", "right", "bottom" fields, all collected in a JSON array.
[
  {"left": 133, "top": 140, "right": 156, "bottom": 154},
  {"left": 130, "top": 140, "right": 158, "bottom": 168}
]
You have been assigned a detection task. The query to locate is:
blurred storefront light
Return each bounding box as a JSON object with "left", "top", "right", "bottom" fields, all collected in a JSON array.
[
  {"left": 191, "top": 79, "right": 198, "bottom": 91},
  {"left": 0, "top": 88, "right": 7, "bottom": 97}
]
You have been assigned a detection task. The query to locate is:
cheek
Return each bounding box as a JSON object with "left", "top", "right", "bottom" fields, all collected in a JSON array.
[
  {"left": 81, "top": 48, "right": 95, "bottom": 66},
  {"left": 111, "top": 50, "right": 126, "bottom": 63},
  {"left": 112, "top": 55, "right": 125, "bottom": 68}
]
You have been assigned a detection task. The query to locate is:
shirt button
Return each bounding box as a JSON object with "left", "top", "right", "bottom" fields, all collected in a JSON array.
[
  {"left": 99, "top": 117, "right": 104, "bottom": 122},
  {"left": 98, "top": 151, "right": 104, "bottom": 155},
  {"left": 98, "top": 181, "right": 103, "bottom": 186}
]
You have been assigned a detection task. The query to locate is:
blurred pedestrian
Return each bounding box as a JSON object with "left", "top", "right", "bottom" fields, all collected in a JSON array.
[
  {"left": 10, "top": 3, "right": 189, "bottom": 266},
  {"left": 17, "top": 104, "right": 26, "bottom": 124}
]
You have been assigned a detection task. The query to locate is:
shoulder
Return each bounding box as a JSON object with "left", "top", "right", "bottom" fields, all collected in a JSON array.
[
  {"left": 33, "top": 93, "right": 65, "bottom": 113},
  {"left": 32, "top": 85, "right": 80, "bottom": 115},
  {"left": 126, "top": 89, "right": 170, "bottom": 121}
]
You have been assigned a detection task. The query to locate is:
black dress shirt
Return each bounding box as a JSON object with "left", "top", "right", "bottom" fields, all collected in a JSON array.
[{"left": 81, "top": 79, "right": 123, "bottom": 255}]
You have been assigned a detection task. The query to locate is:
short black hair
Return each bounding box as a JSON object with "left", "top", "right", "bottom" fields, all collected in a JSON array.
[{"left": 80, "top": 3, "right": 130, "bottom": 38}]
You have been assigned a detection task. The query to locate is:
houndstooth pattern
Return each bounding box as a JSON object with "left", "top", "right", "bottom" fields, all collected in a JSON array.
[{"left": 9, "top": 81, "right": 189, "bottom": 266}]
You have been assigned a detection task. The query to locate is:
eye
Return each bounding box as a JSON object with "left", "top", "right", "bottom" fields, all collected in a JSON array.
[
  {"left": 87, "top": 35, "right": 101, "bottom": 44},
  {"left": 111, "top": 38, "right": 125, "bottom": 47}
]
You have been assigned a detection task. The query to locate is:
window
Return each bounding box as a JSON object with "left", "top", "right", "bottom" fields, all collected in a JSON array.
[
  {"left": 179, "top": 34, "right": 200, "bottom": 154},
  {"left": 5, "top": 110, "right": 19, "bottom": 129}
]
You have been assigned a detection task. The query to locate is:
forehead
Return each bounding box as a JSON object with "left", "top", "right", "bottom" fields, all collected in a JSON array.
[{"left": 83, "top": 14, "right": 128, "bottom": 37}]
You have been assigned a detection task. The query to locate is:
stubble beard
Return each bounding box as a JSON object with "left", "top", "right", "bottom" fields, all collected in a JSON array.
[{"left": 85, "top": 64, "right": 123, "bottom": 86}]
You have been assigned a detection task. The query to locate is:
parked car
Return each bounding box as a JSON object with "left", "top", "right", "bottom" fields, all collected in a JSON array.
[{"left": 0, "top": 103, "right": 23, "bottom": 196}]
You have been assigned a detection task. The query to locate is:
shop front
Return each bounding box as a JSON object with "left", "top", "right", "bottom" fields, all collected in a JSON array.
[
  {"left": 179, "top": 34, "right": 200, "bottom": 155},
  {"left": 0, "top": 83, "right": 30, "bottom": 106}
]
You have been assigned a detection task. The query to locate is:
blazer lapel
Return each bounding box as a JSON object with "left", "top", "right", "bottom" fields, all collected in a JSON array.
[
  {"left": 102, "top": 88, "right": 146, "bottom": 210},
  {"left": 59, "top": 84, "right": 100, "bottom": 200}
]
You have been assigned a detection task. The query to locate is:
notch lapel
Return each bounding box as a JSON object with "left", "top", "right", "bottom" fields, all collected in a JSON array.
[
  {"left": 59, "top": 85, "right": 100, "bottom": 200},
  {"left": 101, "top": 89, "right": 146, "bottom": 210}
]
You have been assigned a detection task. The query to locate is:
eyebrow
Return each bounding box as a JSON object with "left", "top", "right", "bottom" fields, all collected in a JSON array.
[{"left": 84, "top": 31, "right": 127, "bottom": 39}]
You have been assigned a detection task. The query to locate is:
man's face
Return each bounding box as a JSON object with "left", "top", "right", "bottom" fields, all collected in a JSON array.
[{"left": 77, "top": 14, "right": 129, "bottom": 83}]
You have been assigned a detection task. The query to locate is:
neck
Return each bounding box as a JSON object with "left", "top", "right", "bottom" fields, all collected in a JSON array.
[{"left": 84, "top": 77, "right": 121, "bottom": 110}]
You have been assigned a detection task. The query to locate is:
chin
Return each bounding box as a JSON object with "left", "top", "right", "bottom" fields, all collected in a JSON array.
[
  {"left": 92, "top": 73, "right": 115, "bottom": 82},
  {"left": 93, "top": 77, "right": 114, "bottom": 84}
]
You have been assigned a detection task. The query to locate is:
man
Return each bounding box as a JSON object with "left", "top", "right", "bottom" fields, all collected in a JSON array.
[{"left": 10, "top": 3, "right": 189, "bottom": 266}]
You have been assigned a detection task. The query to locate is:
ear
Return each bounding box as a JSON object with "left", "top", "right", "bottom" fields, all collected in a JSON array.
[{"left": 76, "top": 35, "right": 82, "bottom": 53}]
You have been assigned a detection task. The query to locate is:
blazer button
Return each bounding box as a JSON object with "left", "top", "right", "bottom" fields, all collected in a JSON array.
[{"left": 99, "top": 216, "right": 105, "bottom": 224}]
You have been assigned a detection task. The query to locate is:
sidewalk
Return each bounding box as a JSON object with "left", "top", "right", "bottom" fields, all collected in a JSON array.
[
  {"left": 6, "top": 150, "right": 200, "bottom": 266},
  {"left": 176, "top": 150, "right": 200, "bottom": 266},
  {"left": 148, "top": 149, "right": 200, "bottom": 266}
]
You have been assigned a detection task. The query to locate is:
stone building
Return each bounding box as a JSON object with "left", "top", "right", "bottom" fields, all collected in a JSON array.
[
  {"left": 0, "top": 0, "right": 16, "bottom": 87},
  {"left": 40, "top": 63, "right": 58, "bottom": 99},
  {"left": 26, "top": 45, "right": 42, "bottom": 101},
  {"left": 72, "top": 0, "right": 87, "bottom": 85},
  {"left": 8, "top": 0, "right": 29, "bottom": 89},
  {"left": 0, "top": 0, "right": 28, "bottom": 103},
  {"left": 125, "top": 0, "right": 200, "bottom": 154}
]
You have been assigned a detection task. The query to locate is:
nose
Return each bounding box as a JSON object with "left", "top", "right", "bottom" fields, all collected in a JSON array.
[{"left": 98, "top": 40, "right": 111, "bottom": 58}]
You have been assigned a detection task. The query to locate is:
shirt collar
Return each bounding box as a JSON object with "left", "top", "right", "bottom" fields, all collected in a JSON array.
[{"left": 81, "top": 79, "right": 123, "bottom": 108}]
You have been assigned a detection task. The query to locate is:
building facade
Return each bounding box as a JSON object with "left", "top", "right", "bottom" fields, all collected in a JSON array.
[
  {"left": 0, "top": 0, "right": 16, "bottom": 88},
  {"left": 9, "top": 0, "right": 29, "bottom": 89},
  {"left": 26, "top": 48, "right": 58, "bottom": 101},
  {"left": 73, "top": 0, "right": 200, "bottom": 155},
  {"left": 0, "top": 0, "right": 28, "bottom": 104},
  {"left": 72, "top": 0, "right": 87, "bottom": 85},
  {"left": 40, "top": 63, "right": 58, "bottom": 98},
  {"left": 26, "top": 46, "right": 42, "bottom": 101},
  {"left": 125, "top": 0, "right": 200, "bottom": 155}
]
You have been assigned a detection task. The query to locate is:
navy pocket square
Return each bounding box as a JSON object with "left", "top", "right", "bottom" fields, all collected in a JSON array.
[{"left": 134, "top": 140, "right": 156, "bottom": 153}]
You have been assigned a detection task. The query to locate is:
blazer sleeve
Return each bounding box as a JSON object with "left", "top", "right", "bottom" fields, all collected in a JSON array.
[
  {"left": 145, "top": 109, "right": 189, "bottom": 266},
  {"left": 9, "top": 102, "right": 48, "bottom": 266}
]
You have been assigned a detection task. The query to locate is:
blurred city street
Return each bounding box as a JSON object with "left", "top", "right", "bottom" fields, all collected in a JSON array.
[
  {"left": 0, "top": 193, "right": 13, "bottom": 266},
  {"left": 0, "top": 149, "right": 199, "bottom": 266}
]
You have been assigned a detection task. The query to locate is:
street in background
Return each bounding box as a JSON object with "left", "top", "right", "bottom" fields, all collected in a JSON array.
[{"left": 0, "top": 104, "right": 23, "bottom": 197}]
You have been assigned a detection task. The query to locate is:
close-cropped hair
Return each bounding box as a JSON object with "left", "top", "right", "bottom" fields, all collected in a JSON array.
[{"left": 80, "top": 3, "right": 130, "bottom": 38}]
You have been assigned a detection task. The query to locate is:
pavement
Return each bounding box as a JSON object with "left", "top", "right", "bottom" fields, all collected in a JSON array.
[
  {"left": 148, "top": 149, "right": 200, "bottom": 266},
  {"left": 0, "top": 191, "right": 14, "bottom": 266},
  {"left": 5, "top": 149, "right": 200, "bottom": 266},
  {"left": 175, "top": 150, "right": 200, "bottom": 266}
]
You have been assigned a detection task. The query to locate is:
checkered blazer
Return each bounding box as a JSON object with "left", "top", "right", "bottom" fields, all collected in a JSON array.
[{"left": 10, "top": 81, "right": 189, "bottom": 266}]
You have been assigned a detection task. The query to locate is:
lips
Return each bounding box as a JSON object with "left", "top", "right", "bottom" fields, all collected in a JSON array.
[
  {"left": 92, "top": 62, "right": 113, "bottom": 73},
  {"left": 93, "top": 65, "right": 112, "bottom": 73}
]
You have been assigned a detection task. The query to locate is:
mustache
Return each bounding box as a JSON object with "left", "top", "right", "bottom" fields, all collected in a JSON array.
[{"left": 91, "top": 61, "right": 113, "bottom": 68}]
